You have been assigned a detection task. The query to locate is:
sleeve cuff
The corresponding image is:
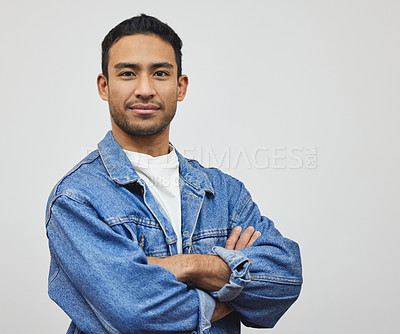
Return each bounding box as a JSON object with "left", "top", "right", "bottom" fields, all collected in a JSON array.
[
  {"left": 210, "top": 246, "right": 252, "bottom": 302},
  {"left": 196, "top": 288, "right": 216, "bottom": 333}
]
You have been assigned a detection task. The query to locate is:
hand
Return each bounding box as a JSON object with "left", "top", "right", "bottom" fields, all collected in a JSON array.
[{"left": 224, "top": 226, "right": 261, "bottom": 250}]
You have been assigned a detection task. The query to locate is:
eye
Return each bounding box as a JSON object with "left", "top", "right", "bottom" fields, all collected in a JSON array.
[
  {"left": 119, "top": 71, "right": 135, "bottom": 77},
  {"left": 154, "top": 71, "right": 169, "bottom": 77}
]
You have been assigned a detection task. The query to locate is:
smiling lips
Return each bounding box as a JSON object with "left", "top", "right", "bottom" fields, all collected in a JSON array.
[{"left": 129, "top": 103, "right": 160, "bottom": 115}]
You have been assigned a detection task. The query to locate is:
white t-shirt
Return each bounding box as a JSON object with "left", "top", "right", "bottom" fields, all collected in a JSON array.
[{"left": 124, "top": 147, "right": 182, "bottom": 253}]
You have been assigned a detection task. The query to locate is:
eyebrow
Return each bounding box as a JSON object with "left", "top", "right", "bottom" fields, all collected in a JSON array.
[{"left": 114, "top": 62, "right": 174, "bottom": 70}]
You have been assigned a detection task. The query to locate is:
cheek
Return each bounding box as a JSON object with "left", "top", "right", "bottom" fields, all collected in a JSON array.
[
  {"left": 158, "top": 85, "right": 178, "bottom": 103},
  {"left": 109, "top": 87, "right": 130, "bottom": 104}
]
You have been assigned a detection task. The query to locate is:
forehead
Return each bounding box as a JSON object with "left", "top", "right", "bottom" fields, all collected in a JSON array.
[{"left": 108, "top": 34, "right": 176, "bottom": 68}]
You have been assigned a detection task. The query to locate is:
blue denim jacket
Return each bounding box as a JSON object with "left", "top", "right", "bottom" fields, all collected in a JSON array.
[{"left": 46, "top": 131, "right": 302, "bottom": 334}]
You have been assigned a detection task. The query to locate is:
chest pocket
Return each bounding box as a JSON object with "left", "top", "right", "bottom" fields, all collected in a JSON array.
[
  {"left": 109, "top": 215, "right": 169, "bottom": 257},
  {"left": 191, "top": 228, "right": 228, "bottom": 254}
]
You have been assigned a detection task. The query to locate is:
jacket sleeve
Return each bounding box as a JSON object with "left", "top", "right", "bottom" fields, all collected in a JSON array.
[
  {"left": 212, "top": 182, "right": 303, "bottom": 328},
  {"left": 46, "top": 193, "right": 215, "bottom": 334}
]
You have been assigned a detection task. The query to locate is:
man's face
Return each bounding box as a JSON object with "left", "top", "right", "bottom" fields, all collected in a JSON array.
[{"left": 98, "top": 34, "right": 187, "bottom": 137}]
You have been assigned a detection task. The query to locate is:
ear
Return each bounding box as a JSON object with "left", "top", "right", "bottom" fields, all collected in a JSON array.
[
  {"left": 97, "top": 73, "right": 109, "bottom": 101},
  {"left": 177, "top": 75, "right": 189, "bottom": 102}
]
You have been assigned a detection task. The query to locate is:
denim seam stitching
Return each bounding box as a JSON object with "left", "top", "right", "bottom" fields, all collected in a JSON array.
[
  {"left": 48, "top": 246, "right": 60, "bottom": 285},
  {"left": 63, "top": 192, "right": 91, "bottom": 206},
  {"left": 183, "top": 192, "right": 198, "bottom": 198},
  {"left": 188, "top": 193, "right": 205, "bottom": 251},
  {"left": 179, "top": 173, "right": 200, "bottom": 191},
  {"left": 98, "top": 145, "right": 140, "bottom": 185},
  {"left": 192, "top": 229, "right": 227, "bottom": 241},
  {"left": 236, "top": 195, "right": 252, "bottom": 222},
  {"left": 231, "top": 194, "right": 251, "bottom": 225},
  {"left": 106, "top": 215, "right": 160, "bottom": 229},
  {"left": 98, "top": 144, "right": 115, "bottom": 183},
  {"left": 45, "top": 152, "right": 99, "bottom": 224},
  {"left": 57, "top": 152, "right": 99, "bottom": 189},
  {"left": 46, "top": 193, "right": 91, "bottom": 228},
  {"left": 146, "top": 250, "right": 169, "bottom": 257},
  {"left": 251, "top": 274, "right": 303, "bottom": 285}
]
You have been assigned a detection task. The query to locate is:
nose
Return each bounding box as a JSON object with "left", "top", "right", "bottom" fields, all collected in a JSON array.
[{"left": 134, "top": 76, "right": 156, "bottom": 99}]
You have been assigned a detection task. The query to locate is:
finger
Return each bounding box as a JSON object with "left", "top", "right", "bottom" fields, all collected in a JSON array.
[
  {"left": 247, "top": 231, "right": 261, "bottom": 247},
  {"left": 225, "top": 226, "right": 242, "bottom": 249},
  {"left": 235, "top": 226, "right": 255, "bottom": 250}
]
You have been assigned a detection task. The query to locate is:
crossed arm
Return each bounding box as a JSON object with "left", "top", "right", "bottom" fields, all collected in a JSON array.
[
  {"left": 47, "top": 191, "right": 301, "bottom": 332},
  {"left": 147, "top": 226, "right": 261, "bottom": 323}
]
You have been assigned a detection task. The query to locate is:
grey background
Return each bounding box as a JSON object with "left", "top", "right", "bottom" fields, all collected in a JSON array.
[{"left": 1, "top": 0, "right": 399, "bottom": 333}]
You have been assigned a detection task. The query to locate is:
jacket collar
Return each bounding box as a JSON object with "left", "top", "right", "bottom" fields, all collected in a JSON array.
[
  {"left": 98, "top": 131, "right": 140, "bottom": 185},
  {"left": 98, "top": 131, "right": 214, "bottom": 194},
  {"left": 174, "top": 144, "right": 214, "bottom": 195}
]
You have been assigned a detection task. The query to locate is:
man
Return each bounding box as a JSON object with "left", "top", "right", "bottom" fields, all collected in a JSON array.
[{"left": 46, "top": 14, "right": 302, "bottom": 334}]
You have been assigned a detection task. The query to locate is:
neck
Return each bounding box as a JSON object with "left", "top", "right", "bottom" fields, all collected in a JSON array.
[{"left": 112, "top": 125, "right": 171, "bottom": 157}]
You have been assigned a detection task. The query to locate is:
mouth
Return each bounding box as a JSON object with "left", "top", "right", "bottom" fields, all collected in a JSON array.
[{"left": 128, "top": 103, "right": 160, "bottom": 115}]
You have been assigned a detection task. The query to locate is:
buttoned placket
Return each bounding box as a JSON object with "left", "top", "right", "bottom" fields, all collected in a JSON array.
[{"left": 138, "top": 178, "right": 179, "bottom": 255}]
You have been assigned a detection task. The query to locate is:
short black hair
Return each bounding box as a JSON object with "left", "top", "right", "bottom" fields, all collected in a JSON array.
[{"left": 101, "top": 14, "right": 183, "bottom": 79}]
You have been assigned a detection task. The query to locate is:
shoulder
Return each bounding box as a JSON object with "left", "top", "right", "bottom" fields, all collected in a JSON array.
[{"left": 46, "top": 149, "right": 104, "bottom": 214}]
